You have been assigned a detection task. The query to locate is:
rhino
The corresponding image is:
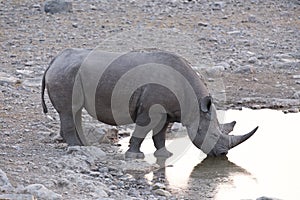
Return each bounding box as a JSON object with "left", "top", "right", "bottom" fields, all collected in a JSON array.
[{"left": 41, "top": 48, "right": 258, "bottom": 158}]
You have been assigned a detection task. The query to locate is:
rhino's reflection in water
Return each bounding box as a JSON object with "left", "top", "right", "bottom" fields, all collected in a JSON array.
[
  {"left": 146, "top": 156, "right": 257, "bottom": 200},
  {"left": 187, "top": 157, "right": 256, "bottom": 199}
]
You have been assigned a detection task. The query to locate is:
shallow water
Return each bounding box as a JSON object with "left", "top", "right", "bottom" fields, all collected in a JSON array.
[{"left": 119, "top": 108, "right": 300, "bottom": 199}]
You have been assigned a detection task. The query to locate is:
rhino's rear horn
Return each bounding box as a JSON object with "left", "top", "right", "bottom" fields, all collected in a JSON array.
[
  {"left": 229, "top": 126, "right": 259, "bottom": 149},
  {"left": 220, "top": 121, "right": 237, "bottom": 135}
]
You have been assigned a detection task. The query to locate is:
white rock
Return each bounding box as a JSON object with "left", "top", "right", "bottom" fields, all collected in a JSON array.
[
  {"left": 248, "top": 56, "right": 258, "bottom": 64},
  {"left": 0, "top": 169, "right": 11, "bottom": 187},
  {"left": 154, "top": 189, "right": 172, "bottom": 197},
  {"left": 0, "top": 194, "right": 35, "bottom": 200},
  {"left": 205, "top": 65, "right": 225, "bottom": 77},
  {"left": 23, "top": 78, "right": 42, "bottom": 87},
  {"left": 67, "top": 146, "right": 106, "bottom": 162},
  {"left": 0, "top": 72, "right": 19, "bottom": 84},
  {"left": 23, "top": 184, "right": 62, "bottom": 200},
  {"left": 16, "top": 69, "right": 34, "bottom": 76},
  {"left": 170, "top": 122, "right": 185, "bottom": 132},
  {"left": 292, "top": 75, "right": 300, "bottom": 79},
  {"left": 0, "top": 168, "right": 13, "bottom": 192}
]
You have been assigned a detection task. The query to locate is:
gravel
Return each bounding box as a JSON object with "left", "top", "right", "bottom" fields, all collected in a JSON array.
[{"left": 0, "top": 0, "right": 299, "bottom": 199}]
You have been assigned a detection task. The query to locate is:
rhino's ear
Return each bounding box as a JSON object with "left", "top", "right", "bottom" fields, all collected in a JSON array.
[{"left": 200, "top": 96, "right": 212, "bottom": 113}]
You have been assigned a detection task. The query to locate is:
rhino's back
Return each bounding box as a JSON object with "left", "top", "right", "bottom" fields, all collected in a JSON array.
[{"left": 91, "top": 49, "right": 204, "bottom": 125}]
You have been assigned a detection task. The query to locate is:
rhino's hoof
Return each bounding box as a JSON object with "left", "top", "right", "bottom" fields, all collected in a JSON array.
[
  {"left": 154, "top": 147, "right": 173, "bottom": 158},
  {"left": 125, "top": 150, "right": 145, "bottom": 159}
]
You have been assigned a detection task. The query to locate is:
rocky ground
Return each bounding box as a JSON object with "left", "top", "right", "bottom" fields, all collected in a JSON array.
[{"left": 0, "top": 0, "right": 299, "bottom": 199}]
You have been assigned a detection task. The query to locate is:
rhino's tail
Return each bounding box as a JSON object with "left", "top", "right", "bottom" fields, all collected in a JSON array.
[
  {"left": 41, "top": 57, "right": 55, "bottom": 114},
  {"left": 41, "top": 71, "right": 48, "bottom": 113}
]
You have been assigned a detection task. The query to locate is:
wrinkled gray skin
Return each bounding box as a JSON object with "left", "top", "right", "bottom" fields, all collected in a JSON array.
[{"left": 42, "top": 48, "right": 258, "bottom": 158}]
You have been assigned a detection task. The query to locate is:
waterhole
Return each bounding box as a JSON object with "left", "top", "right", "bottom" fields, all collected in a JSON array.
[{"left": 119, "top": 108, "right": 300, "bottom": 199}]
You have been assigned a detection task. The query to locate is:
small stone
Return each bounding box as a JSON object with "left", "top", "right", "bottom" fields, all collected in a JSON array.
[
  {"left": 154, "top": 189, "right": 172, "bottom": 197},
  {"left": 246, "top": 51, "right": 256, "bottom": 56},
  {"left": 89, "top": 171, "right": 101, "bottom": 177},
  {"left": 221, "top": 15, "right": 228, "bottom": 19},
  {"left": 281, "top": 58, "right": 300, "bottom": 63},
  {"left": 210, "top": 1, "right": 225, "bottom": 10},
  {"left": 234, "top": 65, "right": 255, "bottom": 74},
  {"left": 72, "top": 23, "right": 78, "bottom": 28},
  {"left": 205, "top": 66, "right": 225, "bottom": 77},
  {"left": 109, "top": 185, "right": 118, "bottom": 190},
  {"left": 283, "top": 110, "right": 289, "bottom": 114},
  {"left": 57, "top": 178, "right": 70, "bottom": 188},
  {"left": 24, "top": 61, "right": 35, "bottom": 66},
  {"left": 292, "top": 75, "right": 300, "bottom": 79},
  {"left": 152, "top": 183, "right": 166, "bottom": 190},
  {"left": 128, "top": 188, "right": 139, "bottom": 197},
  {"left": 256, "top": 196, "right": 282, "bottom": 200},
  {"left": 90, "top": 5, "right": 97, "bottom": 10},
  {"left": 198, "top": 22, "right": 209, "bottom": 27},
  {"left": 170, "top": 122, "right": 185, "bottom": 132},
  {"left": 227, "top": 59, "right": 238, "bottom": 67},
  {"left": 288, "top": 108, "right": 299, "bottom": 113},
  {"left": 32, "top": 4, "right": 41, "bottom": 9},
  {"left": 119, "top": 174, "right": 135, "bottom": 181},
  {"left": 227, "top": 30, "right": 241, "bottom": 35},
  {"left": 118, "top": 129, "right": 131, "bottom": 137},
  {"left": 217, "top": 61, "right": 231, "bottom": 70},
  {"left": 44, "top": 0, "right": 72, "bottom": 14},
  {"left": 99, "top": 167, "right": 109, "bottom": 173},
  {"left": 248, "top": 15, "right": 257, "bottom": 23},
  {"left": 292, "top": 91, "right": 300, "bottom": 99},
  {"left": 250, "top": 104, "right": 261, "bottom": 109},
  {"left": 248, "top": 56, "right": 258, "bottom": 64}
]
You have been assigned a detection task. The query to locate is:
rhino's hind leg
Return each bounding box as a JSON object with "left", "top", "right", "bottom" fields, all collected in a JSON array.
[
  {"left": 153, "top": 123, "right": 173, "bottom": 158},
  {"left": 59, "top": 110, "right": 86, "bottom": 146}
]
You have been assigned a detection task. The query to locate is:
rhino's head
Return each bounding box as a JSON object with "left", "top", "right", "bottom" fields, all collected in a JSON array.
[{"left": 187, "top": 96, "right": 258, "bottom": 157}]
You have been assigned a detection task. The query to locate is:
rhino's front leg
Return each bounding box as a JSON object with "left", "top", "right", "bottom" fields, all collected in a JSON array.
[
  {"left": 125, "top": 136, "right": 145, "bottom": 159},
  {"left": 153, "top": 123, "right": 173, "bottom": 158},
  {"left": 125, "top": 122, "right": 151, "bottom": 159}
]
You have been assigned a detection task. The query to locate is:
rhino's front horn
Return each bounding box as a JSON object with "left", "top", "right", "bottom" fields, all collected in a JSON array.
[{"left": 229, "top": 126, "right": 259, "bottom": 149}]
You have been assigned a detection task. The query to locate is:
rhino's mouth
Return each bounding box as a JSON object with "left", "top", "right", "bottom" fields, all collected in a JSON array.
[
  {"left": 207, "top": 126, "right": 259, "bottom": 157},
  {"left": 207, "top": 150, "right": 228, "bottom": 157}
]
